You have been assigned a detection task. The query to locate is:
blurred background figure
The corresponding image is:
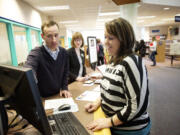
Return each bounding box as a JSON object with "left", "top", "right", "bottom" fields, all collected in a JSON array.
[
  {"left": 67, "top": 32, "right": 88, "bottom": 83},
  {"left": 149, "top": 37, "right": 157, "bottom": 66},
  {"left": 135, "top": 40, "right": 140, "bottom": 53},
  {"left": 96, "top": 38, "right": 104, "bottom": 66},
  {"left": 135, "top": 39, "right": 146, "bottom": 57}
]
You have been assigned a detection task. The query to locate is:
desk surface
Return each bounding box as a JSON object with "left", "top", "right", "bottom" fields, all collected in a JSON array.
[
  {"left": 45, "top": 81, "right": 98, "bottom": 135},
  {"left": 8, "top": 81, "right": 98, "bottom": 135}
]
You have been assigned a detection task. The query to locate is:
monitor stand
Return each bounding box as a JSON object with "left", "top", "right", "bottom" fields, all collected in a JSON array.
[{"left": 91, "top": 62, "right": 97, "bottom": 70}]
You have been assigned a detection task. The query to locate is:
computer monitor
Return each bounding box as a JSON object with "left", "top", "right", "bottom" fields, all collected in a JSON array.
[{"left": 0, "top": 64, "right": 52, "bottom": 135}]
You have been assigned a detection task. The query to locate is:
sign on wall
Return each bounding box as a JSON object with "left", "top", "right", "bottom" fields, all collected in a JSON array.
[{"left": 175, "top": 16, "right": 180, "bottom": 22}]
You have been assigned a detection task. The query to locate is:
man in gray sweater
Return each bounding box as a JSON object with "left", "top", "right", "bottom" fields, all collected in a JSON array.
[{"left": 25, "top": 20, "right": 71, "bottom": 98}]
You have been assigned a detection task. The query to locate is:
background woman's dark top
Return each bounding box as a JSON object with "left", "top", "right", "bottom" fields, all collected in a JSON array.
[{"left": 67, "top": 47, "right": 86, "bottom": 83}]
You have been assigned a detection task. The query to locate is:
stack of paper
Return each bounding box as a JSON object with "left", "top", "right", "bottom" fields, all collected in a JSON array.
[{"left": 76, "top": 91, "right": 100, "bottom": 102}]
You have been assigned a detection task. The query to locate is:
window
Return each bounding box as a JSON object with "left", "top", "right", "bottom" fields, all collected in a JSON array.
[
  {"left": 13, "top": 26, "right": 29, "bottom": 64},
  {"left": 31, "top": 30, "right": 40, "bottom": 49},
  {"left": 0, "top": 22, "right": 12, "bottom": 65}
]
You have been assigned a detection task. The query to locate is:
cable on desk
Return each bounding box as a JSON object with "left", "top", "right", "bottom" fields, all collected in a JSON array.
[
  {"left": 8, "top": 114, "right": 19, "bottom": 128},
  {"left": 7, "top": 123, "right": 29, "bottom": 134},
  {"left": 9, "top": 118, "right": 24, "bottom": 129}
]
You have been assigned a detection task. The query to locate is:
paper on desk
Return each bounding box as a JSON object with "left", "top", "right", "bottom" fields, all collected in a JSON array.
[
  {"left": 90, "top": 72, "right": 102, "bottom": 78},
  {"left": 92, "top": 85, "right": 100, "bottom": 92},
  {"left": 53, "top": 103, "right": 79, "bottom": 114},
  {"left": 76, "top": 91, "right": 100, "bottom": 102},
  {"left": 84, "top": 80, "right": 94, "bottom": 84},
  {"left": 96, "top": 64, "right": 106, "bottom": 74},
  {"left": 83, "top": 83, "right": 94, "bottom": 86},
  {"left": 94, "top": 79, "right": 102, "bottom": 84},
  {"left": 45, "top": 97, "right": 75, "bottom": 110}
]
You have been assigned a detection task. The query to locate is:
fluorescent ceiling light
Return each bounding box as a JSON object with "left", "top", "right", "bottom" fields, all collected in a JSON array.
[
  {"left": 144, "top": 24, "right": 153, "bottom": 27},
  {"left": 65, "top": 25, "right": 80, "bottom": 28},
  {"left": 38, "top": 5, "right": 69, "bottom": 11},
  {"left": 96, "top": 26, "right": 104, "bottom": 29},
  {"left": 162, "top": 18, "right": 174, "bottom": 21},
  {"left": 96, "top": 28, "right": 104, "bottom": 30},
  {"left": 96, "top": 21, "right": 105, "bottom": 24},
  {"left": 137, "top": 20, "right": 144, "bottom": 23},
  {"left": 96, "top": 18, "right": 112, "bottom": 22},
  {"left": 138, "top": 16, "right": 156, "bottom": 19},
  {"left": 144, "top": 21, "right": 165, "bottom": 27},
  {"left": 59, "top": 20, "right": 79, "bottom": 24},
  {"left": 96, "top": 24, "right": 105, "bottom": 27},
  {"left": 96, "top": 19, "right": 107, "bottom": 22},
  {"left": 151, "top": 22, "right": 165, "bottom": 25},
  {"left": 163, "top": 7, "right": 170, "bottom": 10},
  {"left": 68, "top": 27, "right": 82, "bottom": 30},
  {"left": 99, "top": 12, "right": 120, "bottom": 16},
  {"left": 137, "top": 4, "right": 141, "bottom": 8}
]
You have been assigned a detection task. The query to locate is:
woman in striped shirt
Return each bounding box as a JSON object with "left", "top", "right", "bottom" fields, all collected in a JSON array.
[{"left": 85, "top": 17, "right": 151, "bottom": 135}]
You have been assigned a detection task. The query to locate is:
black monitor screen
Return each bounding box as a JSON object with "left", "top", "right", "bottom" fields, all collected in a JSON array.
[{"left": 0, "top": 64, "right": 52, "bottom": 135}]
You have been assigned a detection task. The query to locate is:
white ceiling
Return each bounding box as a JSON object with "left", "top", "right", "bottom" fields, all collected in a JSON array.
[{"left": 22, "top": 0, "right": 180, "bottom": 30}]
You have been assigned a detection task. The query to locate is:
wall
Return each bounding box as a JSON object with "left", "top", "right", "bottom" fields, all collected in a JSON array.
[
  {"left": 81, "top": 29, "right": 105, "bottom": 45},
  {"left": 149, "top": 26, "right": 169, "bottom": 37},
  {"left": 137, "top": 26, "right": 150, "bottom": 41},
  {"left": 59, "top": 28, "right": 67, "bottom": 46},
  {"left": 172, "top": 25, "right": 180, "bottom": 40},
  {"left": 149, "top": 25, "right": 180, "bottom": 40},
  {"left": 0, "top": 0, "right": 42, "bottom": 28},
  {"left": 66, "top": 29, "right": 73, "bottom": 48}
]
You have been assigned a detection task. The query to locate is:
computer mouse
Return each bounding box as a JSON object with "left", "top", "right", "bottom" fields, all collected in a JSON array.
[{"left": 58, "top": 104, "right": 71, "bottom": 111}]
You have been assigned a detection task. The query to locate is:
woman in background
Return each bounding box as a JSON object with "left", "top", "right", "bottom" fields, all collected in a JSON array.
[
  {"left": 85, "top": 17, "right": 151, "bottom": 135},
  {"left": 135, "top": 40, "right": 146, "bottom": 57},
  {"left": 149, "top": 37, "right": 157, "bottom": 66},
  {"left": 67, "top": 32, "right": 87, "bottom": 83}
]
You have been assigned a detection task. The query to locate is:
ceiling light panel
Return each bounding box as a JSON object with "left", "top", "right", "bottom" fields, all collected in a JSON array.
[
  {"left": 59, "top": 20, "right": 79, "bottom": 24},
  {"left": 138, "top": 16, "right": 156, "bottom": 19},
  {"left": 162, "top": 18, "right": 174, "bottom": 21},
  {"left": 99, "top": 12, "right": 120, "bottom": 16},
  {"left": 38, "top": 5, "right": 70, "bottom": 11},
  {"left": 163, "top": 7, "right": 170, "bottom": 10}
]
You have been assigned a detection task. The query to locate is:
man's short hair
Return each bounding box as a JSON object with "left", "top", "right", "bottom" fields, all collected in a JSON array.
[{"left": 41, "top": 20, "right": 59, "bottom": 35}]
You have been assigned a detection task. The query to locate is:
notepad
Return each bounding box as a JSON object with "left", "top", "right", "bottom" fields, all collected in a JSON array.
[{"left": 94, "top": 107, "right": 111, "bottom": 135}]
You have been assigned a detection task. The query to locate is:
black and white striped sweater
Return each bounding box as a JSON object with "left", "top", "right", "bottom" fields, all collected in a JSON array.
[{"left": 100, "top": 55, "right": 150, "bottom": 131}]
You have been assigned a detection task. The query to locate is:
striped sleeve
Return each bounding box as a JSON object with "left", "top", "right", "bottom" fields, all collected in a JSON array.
[{"left": 117, "top": 55, "right": 145, "bottom": 122}]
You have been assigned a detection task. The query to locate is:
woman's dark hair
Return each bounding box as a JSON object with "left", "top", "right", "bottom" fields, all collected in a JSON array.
[
  {"left": 105, "top": 17, "right": 136, "bottom": 65},
  {"left": 140, "top": 39, "right": 145, "bottom": 45}
]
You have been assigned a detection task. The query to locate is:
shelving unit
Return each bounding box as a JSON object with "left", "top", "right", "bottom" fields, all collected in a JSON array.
[
  {"left": 165, "top": 40, "right": 180, "bottom": 65},
  {"left": 165, "top": 40, "right": 173, "bottom": 56}
]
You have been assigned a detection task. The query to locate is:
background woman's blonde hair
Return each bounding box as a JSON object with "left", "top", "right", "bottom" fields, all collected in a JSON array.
[
  {"left": 71, "top": 32, "right": 84, "bottom": 48},
  {"left": 105, "top": 17, "right": 135, "bottom": 65}
]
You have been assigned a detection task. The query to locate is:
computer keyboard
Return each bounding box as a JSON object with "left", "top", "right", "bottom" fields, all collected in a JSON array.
[{"left": 48, "top": 112, "right": 90, "bottom": 135}]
